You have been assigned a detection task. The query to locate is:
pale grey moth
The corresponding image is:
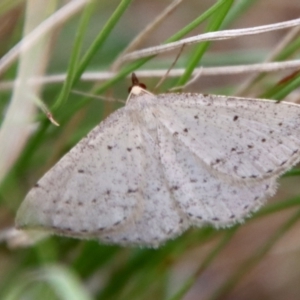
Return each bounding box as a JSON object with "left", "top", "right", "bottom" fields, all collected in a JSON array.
[{"left": 16, "top": 74, "right": 300, "bottom": 247}]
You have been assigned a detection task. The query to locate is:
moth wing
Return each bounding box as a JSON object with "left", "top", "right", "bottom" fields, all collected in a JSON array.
[
  {"left": 156, "top": 93, "right": 300, "bottom": 181},
  {"left": 16, "top": 108, "right": 145, "bottom": 238}
]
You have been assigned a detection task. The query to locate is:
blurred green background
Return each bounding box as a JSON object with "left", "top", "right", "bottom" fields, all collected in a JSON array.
[{"left": 1, "top": 0, "right": 300, "bottom": 299}]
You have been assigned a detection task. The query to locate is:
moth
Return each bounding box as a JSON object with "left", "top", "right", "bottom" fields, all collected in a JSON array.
[{"left": 16, "top": 74, "right": 300, "bottom": 247}]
